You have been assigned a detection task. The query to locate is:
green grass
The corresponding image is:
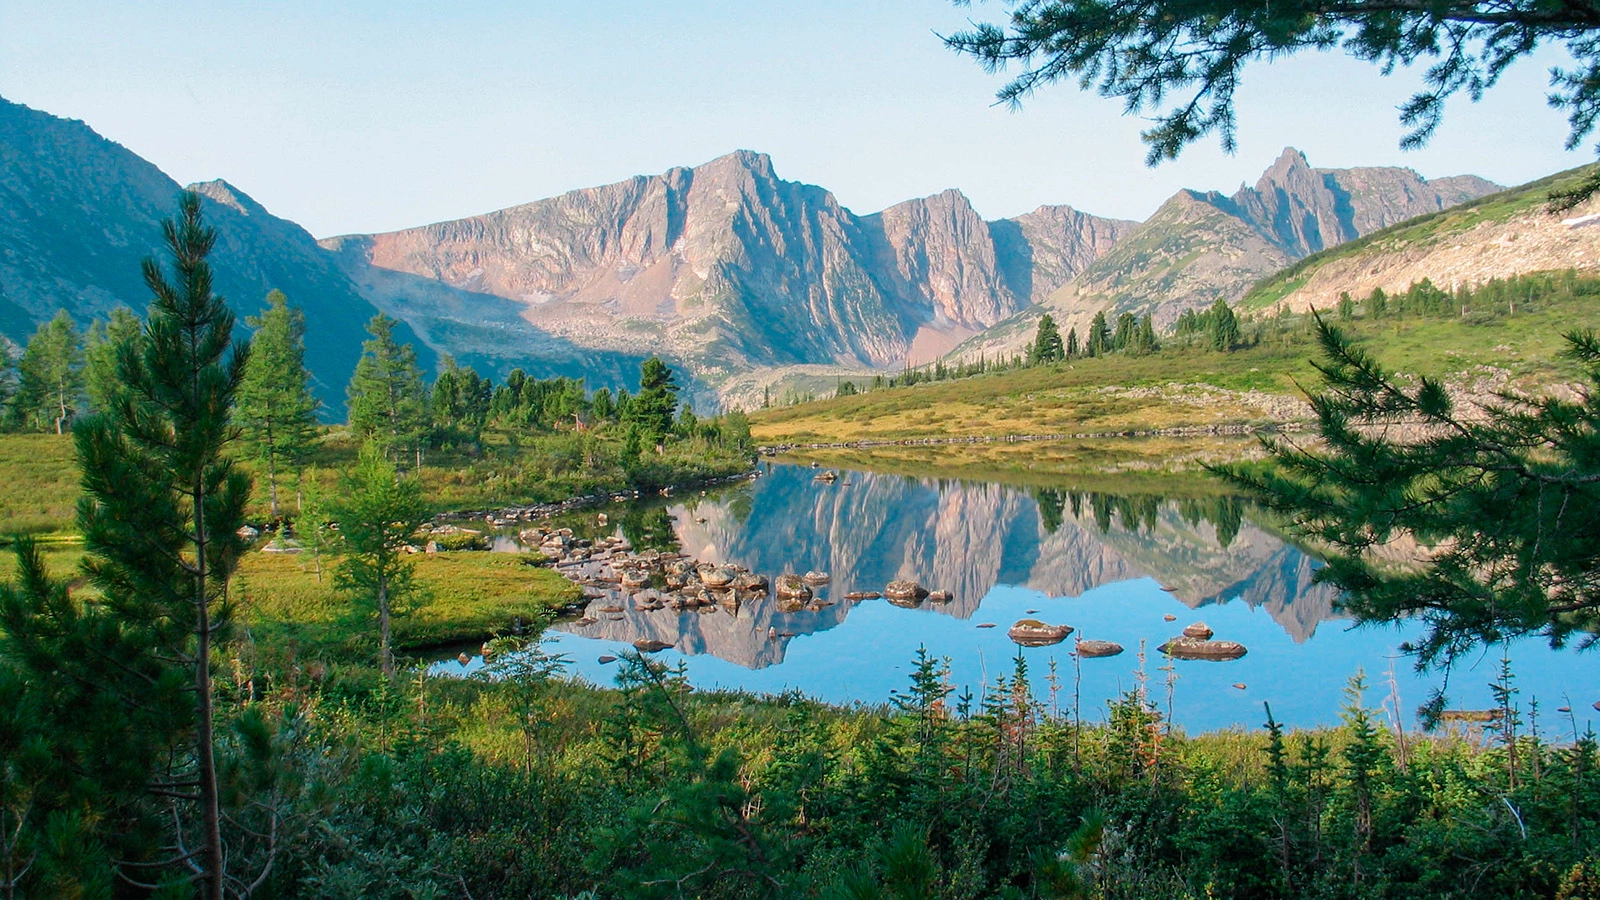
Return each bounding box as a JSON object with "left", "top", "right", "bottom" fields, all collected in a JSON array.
[
  {"left": 752, "top": 290, "right": 1595, "bottom": 446},
  {"left": 0, "top": 433, "right": 83, "bottom": 536},
  {"left": 236, "top": 548, "right": 580, "bottom": 660}
]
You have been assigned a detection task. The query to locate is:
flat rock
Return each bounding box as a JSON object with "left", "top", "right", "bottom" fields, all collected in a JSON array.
[
  {"left": 632, "top": 639, "right": 673, "bottom": 653},
  {"left": 1008, "top": 619, "right": 1073, "bottom": 647},
  {"left": 1158, "top": 636, "right": 1247, "bottom": 660},
  {"left": 1075, "top": 639, "right": 1123, "bottom": 658}
]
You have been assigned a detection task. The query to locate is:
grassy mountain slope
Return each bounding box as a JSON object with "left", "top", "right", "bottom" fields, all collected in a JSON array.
[{"left": 1243, "top": 165, "right": 1600, "bottom": 311}]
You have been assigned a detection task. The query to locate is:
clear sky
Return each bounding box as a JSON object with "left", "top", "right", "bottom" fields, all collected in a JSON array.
[{"left": 2, "top": 1, "right": 1588, "bottom": 237}]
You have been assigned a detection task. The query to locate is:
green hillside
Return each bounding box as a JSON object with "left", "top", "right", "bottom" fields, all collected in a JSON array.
[{"left": 751, "top": 283, "right": 1596, "bottom": 459}]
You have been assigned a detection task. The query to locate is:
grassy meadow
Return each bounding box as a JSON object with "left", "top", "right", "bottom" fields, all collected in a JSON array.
[{"left": 751, "top": 285, "right": 1596, "bottom": 446}]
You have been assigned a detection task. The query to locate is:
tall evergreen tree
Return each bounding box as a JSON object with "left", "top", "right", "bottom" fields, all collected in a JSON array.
[
  {"left": 1030, "top": 313, "right": 1065, "bottom": 364},
  {"left": 82, "top": 307, "right": 144, "bottom": 416},
  {"left": 1208, "top": 298, "right": 1240, "bottom": 351},
  {"left": 237, "top": 290, "right": 320, "bottom": 519},
  {"left": 15, "top": 310, "right": 84, "bottom": 434},
  {"left": 1086, "top": 311, "right": 1110, "bottom": 357},
  {"left": 346, "top": 313, "right": 429, "bottom": 463},
  {"left": 75, "top": 192, "right": 250, "bottom": 897},
  {"left": 1065, "top": 326, "right": 1079, "bottom": 358},
  {"left": 430, "top": 354, "right": 492, "bottom": 439},
  {"left": 328, "top": 444, "right": 428, "bottom": 680},
  {"left": 627, "top": 356, "right": 679, "bottom": 445}
]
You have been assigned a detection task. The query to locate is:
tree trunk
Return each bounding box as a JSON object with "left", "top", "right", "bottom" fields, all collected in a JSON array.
[
  {"left": 267, "top": 451, "right": 280, "bottom": 520},
  {"left": 193, "top": 479, "right": 225, "bottom": 900},
  {"left": 378, "top": 576, "right": 393, "bottom": 681}
]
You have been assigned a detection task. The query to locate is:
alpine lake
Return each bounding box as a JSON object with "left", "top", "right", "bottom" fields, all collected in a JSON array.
[{"left": 431, "top": 459, "right": 1600, "bottom": 734}]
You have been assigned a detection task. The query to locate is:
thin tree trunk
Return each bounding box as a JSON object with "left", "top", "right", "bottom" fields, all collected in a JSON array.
[
  {"left": 267, "top": 450, "right": 279, "bottom": 520},
  {"left": 193, "top": 477, "right": 225, "bottom": 900},
  {"left": 378, "top": 576, "right": 393, "bottom": 681}
]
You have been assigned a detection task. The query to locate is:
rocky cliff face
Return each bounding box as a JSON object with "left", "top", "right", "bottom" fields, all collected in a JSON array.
[
  {"left": 0, "top": 97, "right": 435, "bottom": 414},
  {"left": 327, "top": 152, "right": 1135, "bottom": 386},
  {"left": 950, "top": 149, "right": 1502, "bottom": 363}
]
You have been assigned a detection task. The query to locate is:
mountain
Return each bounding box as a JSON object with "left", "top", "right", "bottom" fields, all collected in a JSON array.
[
  {"left": 0, "top": 96, "right": 437, "bottom": 414},
  {"left": 322, "top": 151, "right": 1137, "bottom": 390},
  {"left": 1242, "top": 164, "right": 1600, "bottom": 313},
  {"left": 949, "top": 149, "right": 1501, "bottom": 362}
]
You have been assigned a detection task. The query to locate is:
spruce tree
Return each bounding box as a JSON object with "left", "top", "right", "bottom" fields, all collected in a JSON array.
[
  {"left": 346, "top": 313, "right": 429, "bottom": 463},
  {"left": 1208, "top": 298, "right": 1239, "bottom": 351},
  {"left": 328, "top": 444, "right": 427, "bottom": 680},
  {"left": 627, "top": 356, "right": 679, "bottom": 445},
  {"left": 75, "top": 192, "right": 251, "bottom": 898},
  {"left": 1030, "top": 313, "right": 1065, "bottom": 364},
  {"left": 15, "top": 310, "right": 84, "bottom": 433},
  {"left": 1086, "top": 311, "right": 1110, "bottom": 357},
  {"left": 237, "top": 290, "right": 320, "bottom": 519}
]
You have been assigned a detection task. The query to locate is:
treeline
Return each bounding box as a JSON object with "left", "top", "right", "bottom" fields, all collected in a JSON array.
[
  {"left": 1329, "top": 269, "right": 1600, "bottom": 324},
  {"left": 3, "top": 294, "right": 751, "bottom": 516}
]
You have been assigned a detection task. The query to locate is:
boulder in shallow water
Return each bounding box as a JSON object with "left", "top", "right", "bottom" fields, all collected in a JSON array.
[
  {"left": 701, "top": 567, "right": 735, "bottom": 589},
  {"left": 632, "top": 639, "right": 673, "bottom": 653},
  {"left": 775, "top": 574, "right": 812, "bottom": 602},
  {"left": 1008, "top": 619, "right": 1073, "bottom": 646},
  {"left": 598, "top": 655, "right": 617, "bottom": 664},
  {"left": 884, "top": 580, "right": 927, "bottom": 606},
  {"left": 1182, "top": 622, "right": 1214, "bottom": 639},
  {"left": 844, "top": 591, "right": 880, "bottom": 601},
  {"left": 1158, "top": 636, "right": 1247, "bottom": 660},
  {"left": 926, "top": 590, "right": 952, "bottom": 603},
  {"left": 1075, "top": 639, "right": 1123, "bottom": 658},
  {"left": 802, "top": 571, "right": 831, "bottom": 585}
]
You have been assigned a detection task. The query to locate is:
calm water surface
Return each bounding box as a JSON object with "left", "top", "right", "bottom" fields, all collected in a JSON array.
[{"left": 433, "top": 462, "right": 1599, "bottom": 733}]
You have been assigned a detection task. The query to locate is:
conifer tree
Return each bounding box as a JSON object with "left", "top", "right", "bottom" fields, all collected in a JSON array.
[
  {"left": 1086, "top": 311, "right": 1110, "bottom": 357},
  {"left": 82, "top": 306, "right": 143, "bottom": 416},
  {"left": 627, "top": 356, "right": 679, "bottom": 445},
  {"left": 15, "top": 310, "right": 84, "bottom": 433},
  {"left": 1066, "top": 326, "right": 1079, "bottom": 358},
  {"left": 76, "top": 192, "right": 251, "bottom": 898},
  {"left": 328, "top": 444, "right": 427, "bottom": 680},
  {"left": 346, "top": 313, "right": 429, "bottom": 463},
  {"left": 1030, "top": 313, "right": 1065, "bottom": 364},
  {"left": 1208, "top": 298, "right": 1239, "bottom": 351},
  {"left": 1221, "top": 319, "right": 1600, "bottom": 664},
  {"left": 237, "top": 290, "right": 320, "bottom": 519}
]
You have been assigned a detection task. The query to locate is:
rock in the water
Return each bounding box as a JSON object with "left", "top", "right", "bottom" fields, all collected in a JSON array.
[
  {"left": 1163, "top": 614, "right": 1178, "bottom": 622},
  {"left": 976, "top": 622, "right": 996, "bottom": 629},
  {"left": 632, "top": 639, "right": 673, "bottom": 653},
  {"left": 620, "top": 569, "right": 650, "bottom": 590},
  {"left": 1231, "top": 683, "right": 1247, "bottom": 690},
  {"left": 701, "top": 567, "right": 736, "bottom": 589},
  {"left": 1182, "top": 622, "right": 1214, "bottom": 639},
  {"left": 598, "top": 655, "right": 617, "bottom": 663},
  {"left": 237, "top": 525, "right": 260, "bottom": 541},
  {"left": 1008, "top": 619, "right": 1073, "bottom": 646},
  {"left": 596, "top": 605, "right": 624, "bottom": 614},
  {"left": 843, "top": 591, "right": 881, "bottom": 601},
  {"left": 884, "top": 580, "right": 928, "bottom": 606},
  {"left": 457, "top": 652, "right": 471, "bottom": 665},
  {"left": 802, "top": 570, "right": 831, "bottom": 585},
  {"left": 1159, "top": 637, "right": 1248, "bottom": 660},
  {"left": 926, "top": 590, "right": 952, "bottom": 603},
  {"left": 1075, "top": 639, "right": 1123, "bottom": 658},
  {"left": 734, "top": 572, "right": 769, "bottom": 591},
  {"left": 775, "top": 574, "right": 812, "bottom": 601}
]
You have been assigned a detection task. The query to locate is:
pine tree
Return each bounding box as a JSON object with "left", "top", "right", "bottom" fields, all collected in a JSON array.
[
  {"left": 237, "top": 290, "right": 320, "bottom": 519},
  {"left": 346, "top": 313, "right": 429, "bottom": 463},
  {"left": 627, "top": 356, "right": 679, "bottom": 445},
  {"left": 82, "top": 307, "right": 143, "bottom": 416},
  {"left": 1208, "top": 298, "right": 1239, "bottom": 351},
  {"left": 75, "top": 192, "right": 251, "bottom": 897},
  {"left": 15, "top": 310, "right": 84, "bottom": 434},
  {"left": 1086, "top": 311, "right": 1110, "bottom": 357},
  {"left": 328, "top": 444, "right": 427, "bottom": 680},
  {"left": 1065, "top": 326, "right": 1079, "bottom": 358},
  {"left": 1030, "top": 313, "right": 1065, "bottom": 364},
  {"left": 1221, "top": 319, "right": 1600, "bottom": 664}
]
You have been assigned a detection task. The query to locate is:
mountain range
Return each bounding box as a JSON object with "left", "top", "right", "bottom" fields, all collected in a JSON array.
[{"left": 0, "top": 96, "right": 1517, "bottom": 408}]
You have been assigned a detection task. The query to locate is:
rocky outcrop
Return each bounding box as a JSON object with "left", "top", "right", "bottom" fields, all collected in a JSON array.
[{"left": 950, "top": 149, "right": 1502, "bottom": 363}]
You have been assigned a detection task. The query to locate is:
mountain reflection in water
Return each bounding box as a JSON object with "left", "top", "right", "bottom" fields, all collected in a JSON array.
[{"left": 553, "top": 463, "right": 1340, "bottom": 670}]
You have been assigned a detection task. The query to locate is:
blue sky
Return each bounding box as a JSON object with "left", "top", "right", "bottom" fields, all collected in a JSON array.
[{"left": 2, "top": 1, "right": 1587, "bottom": 237}]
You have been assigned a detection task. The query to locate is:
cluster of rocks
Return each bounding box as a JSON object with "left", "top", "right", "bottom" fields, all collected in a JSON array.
[
  {"left": 1158, "top": 622, "right": 1248, "bottom": 661},
  {"left": 1001, "top": 618, "right": 1125, "bottom": 657}
]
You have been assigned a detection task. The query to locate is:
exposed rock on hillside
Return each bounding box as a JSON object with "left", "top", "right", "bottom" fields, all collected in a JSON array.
[
  {"left": 325, "top": 152, "right": 1135, "bottom": 386},
  {"left": 951, "top": 149, "right": 1501, "bottom": 364}
]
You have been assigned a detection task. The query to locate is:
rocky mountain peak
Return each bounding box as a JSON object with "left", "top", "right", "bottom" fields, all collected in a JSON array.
[{"left": 188, "top": 179, "right": 265, "bottom": 218}]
